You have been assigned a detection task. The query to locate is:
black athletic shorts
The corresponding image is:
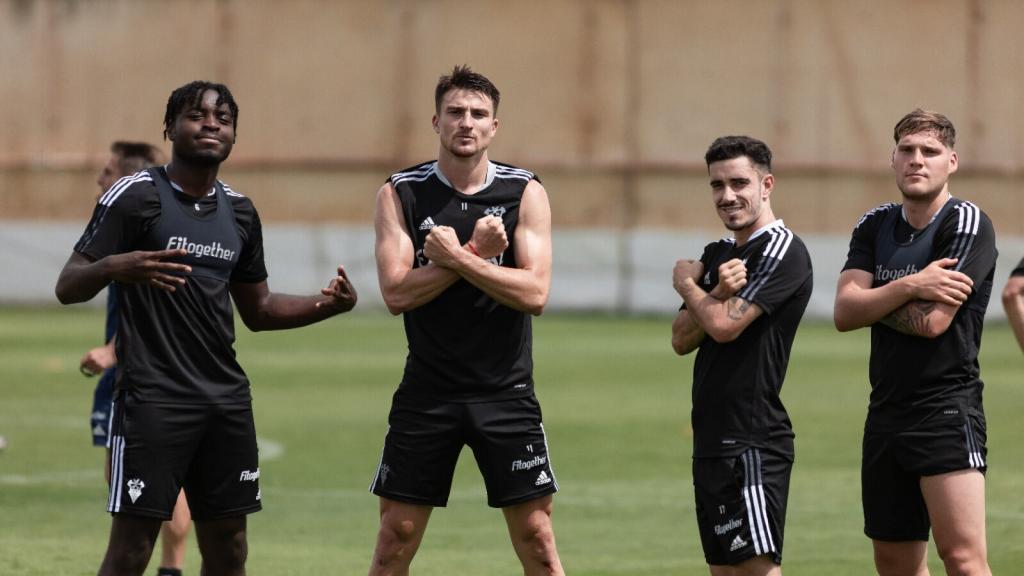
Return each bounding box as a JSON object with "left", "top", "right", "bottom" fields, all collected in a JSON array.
[
  {"left": 862, "top": 405, "right": 987, "bottom": 541},
  {"left": 107, "top": 393, "right": 262, "bottom": 520},
  {"left": 693, "top": 448, "right": 791, "bottom": 566},
  {"left": 370, "top": 391, "right": 558, "bottom": 508}
]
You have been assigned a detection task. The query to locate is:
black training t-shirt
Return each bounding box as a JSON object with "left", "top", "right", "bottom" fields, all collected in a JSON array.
[
  {"left": 688, "top": 220, "right": 813, "bottom": 459},
  {"left": 74, "top": 167, "right": 267, "bottom": 404},
  {"left": 842, "top": 198, "right": 996, "bottom": 432}
]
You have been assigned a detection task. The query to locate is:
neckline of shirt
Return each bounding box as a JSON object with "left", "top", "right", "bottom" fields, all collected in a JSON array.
[
  {"left": 433, "top": 161, "right": 496, "bottom": 194},
  {"left": 164, "top": 165, "right": 217, "bottom": 198},
  {"left": 744, "top": 219, "right": 786, "bottom": 243}
]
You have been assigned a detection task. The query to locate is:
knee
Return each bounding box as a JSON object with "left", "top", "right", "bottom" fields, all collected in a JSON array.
[
  {"left": 515, "top": 516, "right": 558, "bottom": 558},
  {"left": 936, "top": 544, "right": 989, "bottom": 576},
  {"left": 104, "top": 538, "right": 156, "bottom": 574},
  {"left": 376, "top": 516, "right": 421, "bottom": 555},
  {"left": 200, "top": 529, "right": 248, "bottom": 571}
]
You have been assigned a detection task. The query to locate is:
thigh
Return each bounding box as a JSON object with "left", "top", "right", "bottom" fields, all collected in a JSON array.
[
  {"left": 185, "top": 403, "right": 262, "bottom": 520},
  {"left": 370, "top": 393, "right": 465, "bottom": 507},
  {"left": 861, "top": 432, "right": 930, "bottom": 542},
  {"left": 693, "top": 449, "right": 789, "bottom": 567},
  {"left": 466, "top": 395, "right": 558, "bottom": 508},
  {"left": 921, "top": 469, "right": 987, "bottom": 558},
  {"left": 108, "top": 397, "right": 203, "bottom": 519}
]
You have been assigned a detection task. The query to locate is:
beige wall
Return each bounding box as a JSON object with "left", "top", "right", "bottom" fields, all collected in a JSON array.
[{"left": 3, "top": 0, "right": 1023, "bottom": 235}]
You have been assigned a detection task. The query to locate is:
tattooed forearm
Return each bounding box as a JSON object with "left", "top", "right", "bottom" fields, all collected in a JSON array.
[
  {"left": 727, "top": 297, "right": 751, "bottom": 320},
  {"left": 881, "top": 300, "right": 937, "bottom": 336}
]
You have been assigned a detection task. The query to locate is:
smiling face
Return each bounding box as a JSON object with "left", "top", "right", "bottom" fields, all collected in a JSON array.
[
  {"left": 708, "top": 156, "right": 774, "bottom": 235},
  {"left": 167, "top": 89, "right": 235, "bottom": 167},
  {"left": 432, "top": 88, "right": 498, "bottom": 160},
  {"left": 892, "top": 130, "right": 958, "bottom": 201}
]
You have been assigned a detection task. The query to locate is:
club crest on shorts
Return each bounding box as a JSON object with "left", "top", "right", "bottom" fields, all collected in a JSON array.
[{"left": 127, "top": 478, "right": 145, "bottom": 503}]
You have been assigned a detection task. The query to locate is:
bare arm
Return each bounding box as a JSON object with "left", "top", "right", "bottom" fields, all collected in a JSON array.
[
  {"left": 424, "top": 180, "right": 552, "bottom": 315},
  {"left": 230, "top": 265, "right": 356, "bottom": 332},
  {"left": 374, "top": 182, "right": 463, "bottom": 314},
  {"left": 834, "top": 266, "right": 964, "bottom": 338},
  {"left": 1002, "top": 276, "right": 1024, "bottom": 353},
  {"left": 671, "top": 309, "right": 705, "bottom": 355},
  {"left": 55, "top": 249, "right": 191, "bottom": 304},
  {"left": 673, "top": 258, "right": 763, "bottom": 343}
]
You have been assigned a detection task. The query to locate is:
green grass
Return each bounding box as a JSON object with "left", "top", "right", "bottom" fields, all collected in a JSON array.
[{"left": 1, "top": 307, "right": 1022, "bottom": 574}]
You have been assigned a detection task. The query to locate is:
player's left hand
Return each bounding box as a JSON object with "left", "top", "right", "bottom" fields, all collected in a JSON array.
[
  {"left": 316, "top": 265, "right": 358, "bottom": 313},
  {"left": 712, "top": 258, "right": 747, "bottom": 299},
  {"left": 423, "top": 226, "right": 463, "bottom": 268},
  {"left": 673, "top": 259, "right": 704, "bottom": 296}
]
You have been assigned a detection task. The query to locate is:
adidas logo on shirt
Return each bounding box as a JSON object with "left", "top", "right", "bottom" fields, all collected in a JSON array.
[
  {"left": 419, "top": 217, "right": 436, "bottom": 231},
  {"left": 535, "top": 470, "right": 552, "bottom": 486}
]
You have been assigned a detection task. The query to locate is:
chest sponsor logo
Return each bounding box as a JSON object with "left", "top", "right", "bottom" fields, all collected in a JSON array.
[
  {"left": 875, "top": 263, "right": 918, "bottom": 282},
  {"left": 239, "top": 468, "right": 260, "bottom": 482},
  {"left": 714, "top": 518, "right": 743, "bottom": 535},
  {"left": 166, "top": 236, "right": 236, "bottom": 261},
  {"left": 512, "top": 455, "right": 547, "bottom": 472},
  {"left": 484, "top": 205, "right": 506, "bottom": 218}
]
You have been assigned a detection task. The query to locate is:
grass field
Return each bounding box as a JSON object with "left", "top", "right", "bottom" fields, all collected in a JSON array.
[{"left": 1, "top": 306, "right": 1022, "bottom": 575}]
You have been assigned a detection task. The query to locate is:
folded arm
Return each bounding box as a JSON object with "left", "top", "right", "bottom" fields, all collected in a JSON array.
[
  {"left": 425, "top": 180, "right": 552, "bottom": 315},
  {"left": 374, "top": 182, "right": 462, "bottom": 314},
  {"left": 833, "top": 260, "right": 968, "bottom": 338},
  {"left": 674, "top": 258, "right": 763, "bottom": 344}
]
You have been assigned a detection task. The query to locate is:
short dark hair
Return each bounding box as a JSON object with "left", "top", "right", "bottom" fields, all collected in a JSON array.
[
  {"left": 893, "top": 108, "right": 955, "bottom": 149},
  {"left": 111, "top": 141, "right": 163, "bottom": 174},
  {"left": 704, "top": 135, "right": 772, "bottom": 173},
  {"left": 163, "top": 81, "right": 239, "bottom": 140},
  {"left": 434, "top": 65, "right": 500, "bottom": 115}
]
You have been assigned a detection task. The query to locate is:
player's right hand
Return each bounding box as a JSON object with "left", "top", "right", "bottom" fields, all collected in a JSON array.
[
  {"left": 673, "top": 259, "right": 704, "bottom": 296},
  {"left": 468, "top": 215, "right": 508, "bottom": 259},
  {"left": 106, "top": 249, "right": 192, "bottom": 292},
  {"left": 908, "top": 257, "right": 973, "bottom": 305}
]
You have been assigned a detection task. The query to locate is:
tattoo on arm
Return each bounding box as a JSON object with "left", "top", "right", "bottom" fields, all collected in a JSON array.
[
  {"left": 726, "top": 297, "right": 751, "bottom": 320},
  {"left": 882, "top": 300, "right": 937, "bottom": 336}
]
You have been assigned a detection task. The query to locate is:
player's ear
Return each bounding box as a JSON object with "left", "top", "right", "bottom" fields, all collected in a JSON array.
[
  {"left": 432, "top": 115, "right": 439, "bottom": 134},
  {"left": 948, "top": 150, "right": 958, "bottom": 175},
  {"left": 761, "top": 173, "right": 774, "bottom": 198}
]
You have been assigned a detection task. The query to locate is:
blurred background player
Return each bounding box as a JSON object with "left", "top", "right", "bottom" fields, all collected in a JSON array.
[
  {"left": 370, "top": 65, "right": 564, "bottom": 575},
  {"left": 79, "top": 140, "right": 192, "bottom": 576},
  {"left": 1000, "top": 258, "right": 1024, "bottom": 353},
  {"left": 671, "top": 136, "right": 812, "bottom": 576},
  {"left": 834, "top": 109, "right": 996, "bottom": 576},
  {"left": 56, "top": 80, "right": 358, "bottom": 576}
]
